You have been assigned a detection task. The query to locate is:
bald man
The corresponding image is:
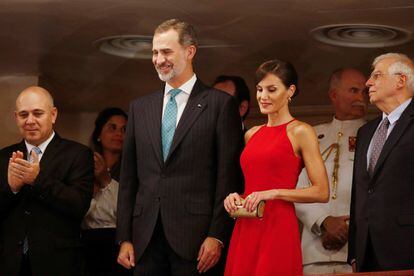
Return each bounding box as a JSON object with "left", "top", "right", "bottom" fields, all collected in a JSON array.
[
  {"left": 296, "top": 68, "right": 368, "bottom": 274},
  {"left": 0, "top": 86, "right": 94, "bottom": 276}
]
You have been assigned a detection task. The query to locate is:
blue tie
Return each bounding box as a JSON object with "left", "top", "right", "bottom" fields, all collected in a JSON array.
[{"left": 162, "top": 89, "right": 181, "bottom": 161}]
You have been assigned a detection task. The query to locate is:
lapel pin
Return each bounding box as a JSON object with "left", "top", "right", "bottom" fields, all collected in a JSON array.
[{"left": 197, "top": 104, "right": 202, "bottom": 108}]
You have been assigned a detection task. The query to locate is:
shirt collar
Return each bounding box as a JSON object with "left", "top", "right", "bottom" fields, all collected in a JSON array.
[
  {"left": 383, "top": 98, "right": 412, "bottom": 125},
  {"left": 25, "top": 131, "right": 55, "bottom": 157},
  {"left": 164, "top": 74, "right": 197, "bottom": 96},
  {"left": 331, "top": 116, "right": 366, "bottom": 130}
]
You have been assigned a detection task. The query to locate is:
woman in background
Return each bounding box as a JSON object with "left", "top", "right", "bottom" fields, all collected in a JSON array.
[
  {"left": 82, "top": 107, "right": 130, "bottom": 276},
  {"left": 224, "top": 59, "right": 329, "bottom": 275}
]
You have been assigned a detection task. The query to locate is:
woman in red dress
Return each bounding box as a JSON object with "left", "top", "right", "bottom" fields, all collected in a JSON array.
[{"left": 224, "top": 59, "right": 329, "bottom": 276}]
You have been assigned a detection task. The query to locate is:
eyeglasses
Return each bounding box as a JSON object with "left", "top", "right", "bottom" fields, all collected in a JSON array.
[{"left": 369, "top": 71, "right": 402, "bottom": 81}]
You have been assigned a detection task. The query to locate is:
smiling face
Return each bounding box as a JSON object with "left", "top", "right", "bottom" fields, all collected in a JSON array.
[
  {"left": 256, "top": 73, "right": 295, "bottom": 115},
  {"left": 152, "top": 29, "right": 195, "bottom": 86},
  {"left": 99, "top": 115, "right": 127, "bottom": 154},
  {"left": 15, "top": 87, "right": 57, "bottom": 146}
]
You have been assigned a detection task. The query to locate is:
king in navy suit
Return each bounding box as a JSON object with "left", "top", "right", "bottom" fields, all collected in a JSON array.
[{"left": 116, "top": 19, "right": 243, "bottom": 276}]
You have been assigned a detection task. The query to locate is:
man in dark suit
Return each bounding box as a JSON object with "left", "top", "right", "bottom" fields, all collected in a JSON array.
[
  {"left": 116, "top": 19, "right": 243, "bottom": 275},
  {"left": 348, "top": 53, "right": 414, "bottom": 272},
  {"left": 0, "top": 86, "right": 94, "bottom": 276}
]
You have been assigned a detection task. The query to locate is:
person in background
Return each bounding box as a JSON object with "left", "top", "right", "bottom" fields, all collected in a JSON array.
[
  {"left": 0, "top": 86, "right": 94, "bottom": 276},
  {"left": 295, "top": 68, "right": 368, "bottom": 274},
  {"left": 82, "top": 107, "right": 130, "bottom": 275},
  {"left": 213, "top": 75, "right": 251, "bottom": 130},
  {"left": 224, "top": 59, "right": 329, "bottom": 276},
  {"left": 349, "top": 53, "right": 414, "bottom": 272}
]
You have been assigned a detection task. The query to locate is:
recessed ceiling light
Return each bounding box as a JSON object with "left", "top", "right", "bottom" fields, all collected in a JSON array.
[
  {"left": 94, "top": 35, "right": 153, "bottom": 59},
  {"left": 94, "top": 35, "right": 242, "bottom": 59},
  {"left": 310, "top": 24, "right": 412, "bottom": 48}
]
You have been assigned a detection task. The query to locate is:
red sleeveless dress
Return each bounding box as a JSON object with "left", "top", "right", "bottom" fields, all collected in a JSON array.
[{"left": 225, "top": 121, "right": 304, "bottom": 276}]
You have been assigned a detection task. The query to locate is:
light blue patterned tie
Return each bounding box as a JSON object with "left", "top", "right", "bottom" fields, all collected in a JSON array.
[
  {"left": 162, "top": 89, "right": 181, "bottom": 161},
  {"left": 22, "top": 146, "right": 42, "bottom": 254}
]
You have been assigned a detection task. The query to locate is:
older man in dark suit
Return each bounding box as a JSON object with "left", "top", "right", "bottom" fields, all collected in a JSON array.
[
  {"left": 0, "top": 86, "right": 94, "bottom": 276},
  {"left": 116, "top": 19, "right": 243, "bottom": 275},
  {"left": 348, "top": 53, "right": 414, "bottom": 272}
]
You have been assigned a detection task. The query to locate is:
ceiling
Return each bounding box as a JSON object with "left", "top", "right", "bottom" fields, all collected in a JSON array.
[{"left": 1, "top": 0, "right": 414, "bottom": 113}]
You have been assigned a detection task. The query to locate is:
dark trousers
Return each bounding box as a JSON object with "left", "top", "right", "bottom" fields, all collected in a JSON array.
[
  {"left": 19, "top": 253, "right": 32, "bottom": 276},
  {"left": 82, "top": 228, "right": 132, "bottom": 276},
  {"left": 360, "top": 231, "right": 382, "bottom": 272},
  {"left": 135, "top": 216, "right": 223, "bottom": 276}
]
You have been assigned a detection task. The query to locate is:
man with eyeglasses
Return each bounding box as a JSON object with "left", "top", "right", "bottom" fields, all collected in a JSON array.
[{"left": 348, "top": 53, "right": 414, "bottom": 272}]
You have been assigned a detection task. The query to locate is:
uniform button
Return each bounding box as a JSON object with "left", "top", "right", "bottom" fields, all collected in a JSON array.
[
  {"left": 368, "top": 188, "right": 374, "bottom": 194},
  {"left": 24, "top": 210, "right": 31, "bottom": 215}
]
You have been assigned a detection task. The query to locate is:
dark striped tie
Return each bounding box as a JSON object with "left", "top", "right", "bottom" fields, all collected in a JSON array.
[{"left": 368, "top": 118, "right": 389, "bottom": 176}]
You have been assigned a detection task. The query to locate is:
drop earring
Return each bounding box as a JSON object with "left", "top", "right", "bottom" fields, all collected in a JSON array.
[{"left": 288, "top": 96, "right": 292, "bottom": 103}]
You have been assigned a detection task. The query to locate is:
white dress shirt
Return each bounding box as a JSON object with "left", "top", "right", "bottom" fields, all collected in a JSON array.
[
  {"left": 25, "top": 131, "right": 55, "bottom": 162},
  {"left": 366, "top": 98, "right": 412, "bottom": 168},
  {"left": 162, "top": 74, "right": 197, "bottom": 126}
]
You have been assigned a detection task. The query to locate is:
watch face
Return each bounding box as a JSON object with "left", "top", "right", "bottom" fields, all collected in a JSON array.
[{"left": 348, "top": 136, "right": 357, "bottom": 152}]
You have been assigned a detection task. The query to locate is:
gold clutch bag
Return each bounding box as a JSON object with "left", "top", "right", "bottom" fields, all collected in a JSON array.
[{"left": 229, "top": 198, "right": 265, "bottom": 218}]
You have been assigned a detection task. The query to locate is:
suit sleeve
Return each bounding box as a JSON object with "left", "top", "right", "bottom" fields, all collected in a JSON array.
[
  {"left": 348, "top": 128, "right": 361, "bottom": 264},
  {"left": 117, "top": 101, "right": 139, "bottom": 243},
  {"left": 31, "top": 145, "right": 94, "bottom": 221},
  {"left": 0, "top": 150, "right": 16, "bottom": 218},
  {"left": 208, "top": 96, "right": 243, "bottom": 242}
]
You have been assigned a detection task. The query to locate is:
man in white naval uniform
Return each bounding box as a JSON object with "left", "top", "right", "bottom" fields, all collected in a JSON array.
[{"left": 296, "top": 68, "right": 368, "bottom": 274}]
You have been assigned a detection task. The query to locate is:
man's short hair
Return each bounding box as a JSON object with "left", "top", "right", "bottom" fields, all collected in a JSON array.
[
  {"left": 213, "top": 75, "right": 251, "bottom": 119},
  {"left": 155, "top": 18, "right": 198, "bottom": 48},
  {"left": 373, "top": 53, "right": 414, "bottom": 93},
  {"left": 328, "top": 68, "right": 362, "bottom": 92}
]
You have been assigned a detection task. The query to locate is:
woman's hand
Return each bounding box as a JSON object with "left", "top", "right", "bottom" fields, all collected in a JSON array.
[
  {"left": 94, "top": 152, "right": 111, "bottom": 188},
  {"left": 224, "top": 193, "right": 243, "bottom": 214},
  {"left": 244, "top": 190, "right": 278, "bottom": 212}
]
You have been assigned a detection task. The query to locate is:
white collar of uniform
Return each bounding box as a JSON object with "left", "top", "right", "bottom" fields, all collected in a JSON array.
[
  {"left": 164, "top": 74, "right": 197, "bottom": 97},
  {"left": 25, "top": 131, "right": 55, "bottom": 160},
  {"left": 331, "top": 116, "right": 366, "bottom": 131},
  {"left": 383, "top": 97, "right": 412, "bottom": 125}
]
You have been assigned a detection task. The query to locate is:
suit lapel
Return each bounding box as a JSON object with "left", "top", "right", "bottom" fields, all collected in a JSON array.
[
  {"left": 144, "top": 91, "right": 164, "bottom": 166},
  {"left": 165, "top": 80, "right": 208, "bottom": 162},
  {"left": 372, "top": 100, "right": 414, "bottom": 177},
  {"left": 39, "top": 134, "right": 61, "bottom": 171}
]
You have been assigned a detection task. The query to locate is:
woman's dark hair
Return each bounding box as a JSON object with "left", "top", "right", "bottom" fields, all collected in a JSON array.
[
  {"left": 255, "top": 59, "right": 300, "bottom": 97},
  {"left": 91, "top": 107, "right": 128, "bottom": 153}
]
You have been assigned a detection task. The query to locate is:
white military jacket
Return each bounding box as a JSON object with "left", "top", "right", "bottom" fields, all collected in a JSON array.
[{"left": 295, "top": 117, "right": 365, "bottom": 265}]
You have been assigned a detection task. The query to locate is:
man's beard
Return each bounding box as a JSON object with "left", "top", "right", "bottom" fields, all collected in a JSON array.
[{"left": 155, "top": 58, "right": 186, "bottom": 82}]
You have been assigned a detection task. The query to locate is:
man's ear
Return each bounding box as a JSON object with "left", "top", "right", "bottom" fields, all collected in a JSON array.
[
  {"left": 328, "top": 89, "right": 336, "bottom": 102},
  {"left": 239, "top": 100, "right": 249, "bottom": 117},
  {"left": 395, "top": 74, "right": 408, "bottom": 90},
  {"left": 51, "top": 107, "right": 58, "bottom": 124},
  {"left": 186, "top": 45, "right": 196, "bottom": 60}
]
